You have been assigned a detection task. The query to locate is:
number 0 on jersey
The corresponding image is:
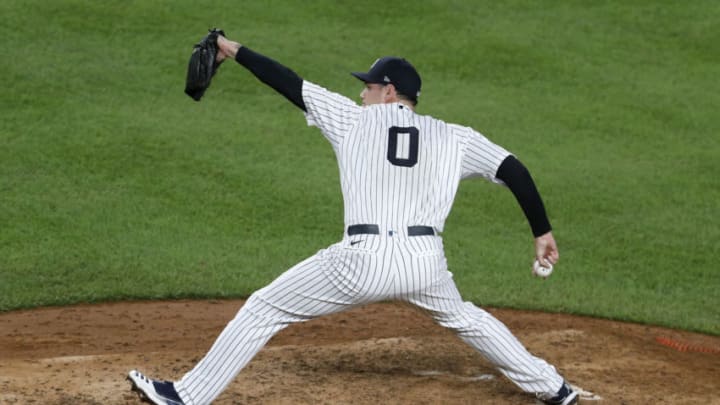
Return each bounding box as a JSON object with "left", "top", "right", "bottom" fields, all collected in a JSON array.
[{"left": 387, "top": 126, "right": 419, "bottom": 167}]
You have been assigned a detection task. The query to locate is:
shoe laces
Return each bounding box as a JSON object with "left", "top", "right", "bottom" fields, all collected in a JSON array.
[{"left": 134, "top": 371, "right": 152, "bottom": 384}]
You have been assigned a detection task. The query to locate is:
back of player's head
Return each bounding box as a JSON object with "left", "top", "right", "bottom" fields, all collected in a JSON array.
[{"left": 351, "top": 57, "right": 422, "bottom": 105}]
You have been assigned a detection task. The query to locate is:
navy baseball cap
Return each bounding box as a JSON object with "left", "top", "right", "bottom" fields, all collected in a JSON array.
[{"left": 351, "top": 56, "right": 422, "bottom": 102}]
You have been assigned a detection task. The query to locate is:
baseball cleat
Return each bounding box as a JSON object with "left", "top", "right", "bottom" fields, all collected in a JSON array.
[
  {"left": 127, "top": 370, "right": 185, "bottom": 405},
  {"left": 536, "top": 381, "right": 579, "bottom": 405}
]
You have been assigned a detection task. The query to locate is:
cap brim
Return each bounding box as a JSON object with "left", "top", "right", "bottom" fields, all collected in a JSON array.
[{"left": 351, "top": 72, "right": 381, "bottom": 83}]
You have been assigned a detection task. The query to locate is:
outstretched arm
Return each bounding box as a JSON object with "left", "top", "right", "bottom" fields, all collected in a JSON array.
[
  {"left": 216, "top": 35, "right": 306, "bottom": 111},
  {"left": 495, "top": 155, "right": 559, "bottom": 266}
]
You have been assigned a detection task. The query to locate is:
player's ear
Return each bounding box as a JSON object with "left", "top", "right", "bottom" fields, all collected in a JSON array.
[{"left": 383, "top": 84, "right": 398, "bottom": 103}]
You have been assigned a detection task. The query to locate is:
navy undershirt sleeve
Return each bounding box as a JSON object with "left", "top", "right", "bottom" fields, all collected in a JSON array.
[
  {"left": 234, "top": 47, "right": 306, "bottom": 111},
  {"left": 495, "top": 155, "right": 552, "bottom": 237}
]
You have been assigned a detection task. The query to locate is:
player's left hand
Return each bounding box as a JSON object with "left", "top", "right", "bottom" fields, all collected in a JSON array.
[
  {"left": 216, "top": 35, "right": 242, "bottom": 63},
  {"left": 533, "top": 231, "right": 558, "bottom": 277},
  {"left": 184, "top": 28, "right": 226, "bottom": 101}
]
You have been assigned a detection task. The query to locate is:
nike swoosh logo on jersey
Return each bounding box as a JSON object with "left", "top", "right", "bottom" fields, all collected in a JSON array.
[{"left": 350, "top": 240, "right": 364, "bottom": 246}]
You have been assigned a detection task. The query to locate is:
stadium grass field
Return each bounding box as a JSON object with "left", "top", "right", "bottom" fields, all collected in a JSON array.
[{"left": 1, "top": 0, "right": 718, "bottom": 335}]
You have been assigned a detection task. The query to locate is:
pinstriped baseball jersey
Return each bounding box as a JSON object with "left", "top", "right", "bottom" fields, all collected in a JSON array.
[
  {"left": 173, "top": 80, "right": 567, "bottom": 405},
  {"left": 303, "top": 81, "right": 511, "bottom": 233}
]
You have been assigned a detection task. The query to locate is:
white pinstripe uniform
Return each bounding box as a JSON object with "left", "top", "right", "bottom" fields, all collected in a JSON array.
[{"left": 174, "top": 81, "right": 566, "bottom": 404}]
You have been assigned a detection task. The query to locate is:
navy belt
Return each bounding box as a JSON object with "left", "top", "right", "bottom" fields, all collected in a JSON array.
[{"left": 347, "top": 224, "right": 435, "bottom": 236}]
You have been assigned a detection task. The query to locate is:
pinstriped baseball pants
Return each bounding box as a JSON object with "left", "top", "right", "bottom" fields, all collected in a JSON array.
[{"left": 175, "top": 234, "right": 564, "bottom": 404}]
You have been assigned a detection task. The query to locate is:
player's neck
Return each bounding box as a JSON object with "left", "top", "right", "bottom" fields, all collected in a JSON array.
[
  {"left": 395, "top": 100, "right": 415, "bottom": 111},
  {"left": 403, "top": 101, "right": 416, "bottom": 111}
]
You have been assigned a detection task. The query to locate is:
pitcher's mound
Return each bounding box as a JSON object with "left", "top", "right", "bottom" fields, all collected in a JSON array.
[{"left": 1, "top": 300, "right": 718, "bottom": 404}]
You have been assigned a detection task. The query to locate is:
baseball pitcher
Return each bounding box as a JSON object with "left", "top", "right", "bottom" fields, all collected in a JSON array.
[{"left": 129, "top": 33, "right": 578, "bottom": 405}]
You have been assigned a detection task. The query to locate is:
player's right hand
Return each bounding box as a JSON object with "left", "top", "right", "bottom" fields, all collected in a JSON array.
[{"left": 533, "top": 231, "right": 559, "bottom": 268}]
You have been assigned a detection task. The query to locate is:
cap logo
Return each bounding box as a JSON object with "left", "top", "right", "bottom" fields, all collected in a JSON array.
[{"left": 383, "top": 75, "right": 391, "bottom": 83}]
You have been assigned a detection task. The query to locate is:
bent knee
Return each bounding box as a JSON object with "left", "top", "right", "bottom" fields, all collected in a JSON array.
[
  {"left": 433, "top": 302, "right": 493, "bottom": 335},
  {"left": 237, "top": 292, "right": 310, "bottom": 326}
]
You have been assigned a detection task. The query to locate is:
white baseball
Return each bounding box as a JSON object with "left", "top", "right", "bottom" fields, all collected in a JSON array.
[{"left": 533, "top": 260, "right": 553, "bottom": 278}]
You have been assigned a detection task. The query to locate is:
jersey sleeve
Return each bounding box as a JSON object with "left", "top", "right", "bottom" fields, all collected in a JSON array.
[
  {"left": 302, "top": 81, "right": 362, "bottom": 147},
  {"left": 459, "top": 126, "right": 512, "bottom": 183}
]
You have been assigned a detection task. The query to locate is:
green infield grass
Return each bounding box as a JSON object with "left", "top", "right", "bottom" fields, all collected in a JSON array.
[{"left": 1, "top": 0, "right": 718, "bottom": 335}]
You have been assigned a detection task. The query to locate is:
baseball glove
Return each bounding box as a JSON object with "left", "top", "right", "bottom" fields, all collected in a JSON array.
[{"left": 184, "top": 28, "right": 226, "bottom": 101}]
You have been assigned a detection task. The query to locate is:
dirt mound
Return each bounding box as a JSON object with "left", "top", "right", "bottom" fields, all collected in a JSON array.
[{"left": 1, "top": 300, "right": 718, "bottom": 404}]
